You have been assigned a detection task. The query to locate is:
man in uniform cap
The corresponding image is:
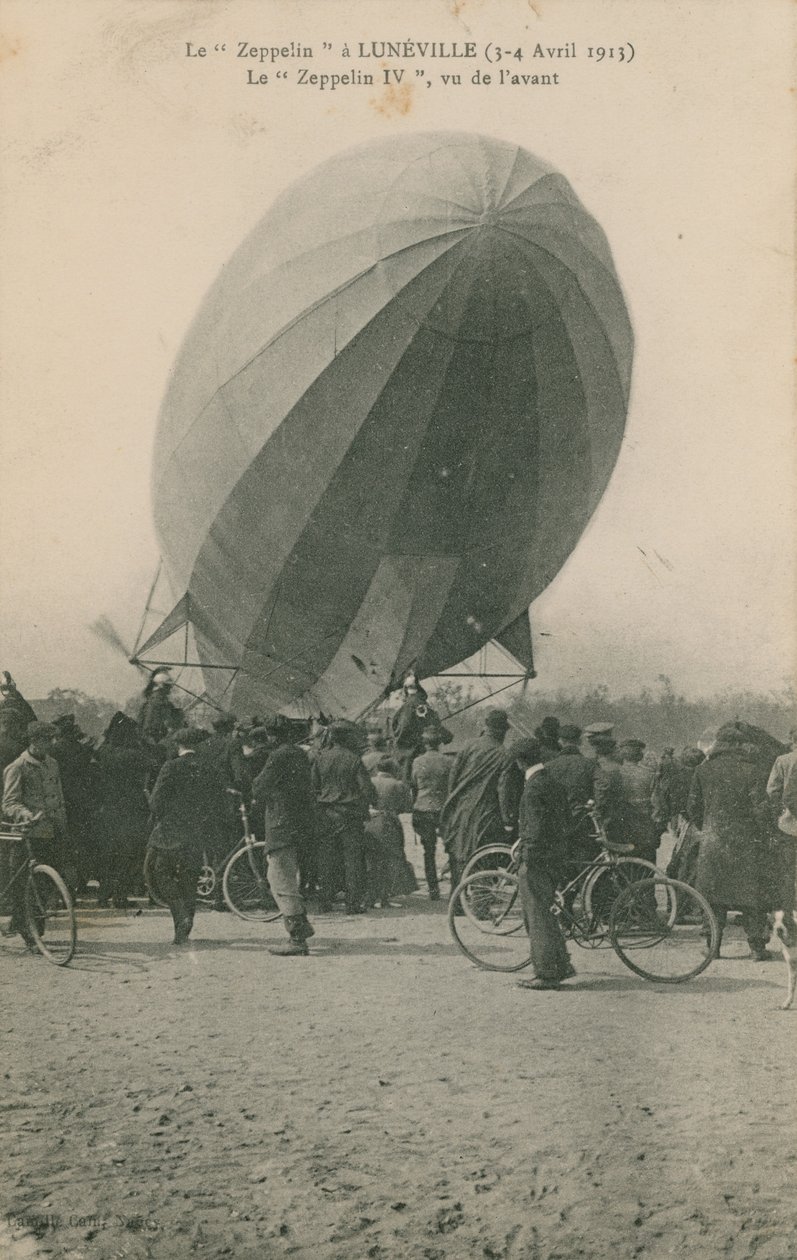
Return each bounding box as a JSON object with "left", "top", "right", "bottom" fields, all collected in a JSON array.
[{"left": 584, "top": 722, "right": 615, "bottom": 747}]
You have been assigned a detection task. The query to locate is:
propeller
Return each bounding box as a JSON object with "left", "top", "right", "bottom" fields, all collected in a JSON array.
[{"left": 89, "top": 616, "right": 146, "bottom": 673}]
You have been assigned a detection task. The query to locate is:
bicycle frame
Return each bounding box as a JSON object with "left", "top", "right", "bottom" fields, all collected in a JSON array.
[{"left": 0, "top": 823, "right": 37, "bottom": 903}]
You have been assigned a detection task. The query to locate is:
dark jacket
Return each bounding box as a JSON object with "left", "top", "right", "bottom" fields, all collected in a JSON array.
[
  {"left": 0, "top": 689, "right": 37, "bottom": 770},
  {"left": 687, "top": 746, "right": 770, "bottom": 907},
  {"left": 311, "top": 745, "right": 376, "bottom": 818},
  {"left": 96, "top": 743, "right": 153, "bottom": 835},
  {"left": 390, "top": 701, "right": 452, "bottom": 755},
  {"left": 517, "top": 767, "right": 571, "bottom": 879},
  {"left": 592, "top": 755, "right": 626, "bottom": 845},
  {"left": 547, "top": 752, "right": 595, "bottom": 825},
  {"left": 252, "top": 742, "right": 314, "bottom": 854},
  {"left": 137, "top": 689, "right": 183, "bottom": 745},
  {"left": 148, "top": 751, "right": 215, "bottom": 852}
]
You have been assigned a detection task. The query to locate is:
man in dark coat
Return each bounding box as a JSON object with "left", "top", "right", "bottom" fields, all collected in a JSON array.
[
  {"left": 251, "top": 717, "right": 315, "bottom": 955},
  {"left": 390, "top": 674, "right": 452, "bottom": 784},
  {"left": 589, "top": 733, "right": 627, "bottom": 848},
  {"left": 0, "top": 673, "right": 37, "bottom": 771},
  {"left": 95, "top": 713, "right": 157, "bottom": 908},
  {"left": 195, "top": 713, "right": 239, "bottom": 909},
  {"left": 311, "top": 720, "right": 376, "bottom": 914},
  {"left": 137, "top": 669, "right": 184, "bottom": 747},
  {"left": 52, "top": 714, "right": 101, "bottom": 892},
  {"left": 439, "top": 709, "right": 512, "bottom": 891},
  {"left": 146, "top": 728, "right": 216, "bottom": 944},
  {"left": 546, "top": 724, "right": 596, "bottom": 865},
  {"left": 512, "top": 737, "right": 574, "bottom": 991},
  {"left": 687, "top": 726, "right": 772, "bottom": 958},
  {"left": 766, "top": 728, "right": 797, "bottom": 914}
]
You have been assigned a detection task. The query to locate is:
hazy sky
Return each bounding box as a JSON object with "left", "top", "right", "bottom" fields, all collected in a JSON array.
[{"left": 1, "top": 0, "right": 794, "bottom": 706}]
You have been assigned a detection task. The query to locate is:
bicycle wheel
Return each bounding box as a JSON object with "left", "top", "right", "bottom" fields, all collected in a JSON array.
[
  {"left": 222, "top": 843, "right": 280, "bottom": 922},
  {"left": 461, "top": 843, "right": 514, "bottom": 881},
  {"left": 609, "top": 877, "right": 718, "bottom": 983},
  {"left": 25, "top": 865, "right": 76, "bottom": 965},
  {"left": 460, "top": 863, "right": 525, "bottom": 935},
  {"left": 583, "top": 858, "right": 667, "bottom": 931},
  {"left": 448, "top": 871, "right": 532, "bottom": 971},
  {"left": 143, "top": 846, "right": 168, "bottom": 908}
]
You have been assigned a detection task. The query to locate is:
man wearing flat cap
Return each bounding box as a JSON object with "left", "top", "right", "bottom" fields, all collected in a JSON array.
[
  {"left": 439, "top": 709, "right": 512, "bottom": 893},
  {"left": 547, "top": 724, "right": 598, "bottom": 863},
  {"left": 618, "top": 738, "right": 659, "bottom": 864},
  {"left": 3, "top": 721, "right": 68, "bottom": 944},
  {"left": 311, "top": 719, "right": 376, "bottom": 914},
  {"left": 588, "top": 731, "right": 627, "bottom": 848}
]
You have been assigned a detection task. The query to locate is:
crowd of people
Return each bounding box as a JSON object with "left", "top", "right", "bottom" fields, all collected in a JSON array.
[{"left": 1, "top": 667, "right": 795, "bottom": 983}]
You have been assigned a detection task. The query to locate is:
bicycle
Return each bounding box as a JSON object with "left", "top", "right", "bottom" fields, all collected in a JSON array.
[
  {"left": 460, "top": 803, "right": 667, "bottom": 926},
  {"left": 220, "top": 791, "right": 281, "bottom": 922},
  {"left": 0, "top": 820, "right": 77, "bottom": 965},
  {"left": 143, "top": 791, "right": 281, "bottom": 923},
  {"left": 449, "top": 832, "right": 718, "bottom": 983}
]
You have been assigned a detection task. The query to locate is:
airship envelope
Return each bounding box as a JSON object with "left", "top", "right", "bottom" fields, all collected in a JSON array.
[{"left": 146, "top": 132, "right": 633, "bottom": 717}]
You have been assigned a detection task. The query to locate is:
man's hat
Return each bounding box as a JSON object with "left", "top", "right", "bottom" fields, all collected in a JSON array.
[
  {"left": 584, "top": 722, "right": 614, "bottom": 740},
  {"left": 559, "top": 724, "right": 582, "bottom": 743},
  {"left": 619, "top": 737, "right": 646, "bottom": 751},
  {"left": 484, "top": 709, "right": 510, "bottom": 734}
]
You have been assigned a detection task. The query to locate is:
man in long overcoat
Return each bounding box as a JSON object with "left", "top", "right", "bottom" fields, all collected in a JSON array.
[
  {"left": 439, "top": 709, "right": 511, "bottom": 891},
  {"left": 687, "top": 726, "right": 772, "bottom": 958}
]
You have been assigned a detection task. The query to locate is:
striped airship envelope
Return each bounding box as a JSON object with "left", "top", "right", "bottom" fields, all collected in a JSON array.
[{"left": 147, "top": 132, "right": 633, "bottom": 717}]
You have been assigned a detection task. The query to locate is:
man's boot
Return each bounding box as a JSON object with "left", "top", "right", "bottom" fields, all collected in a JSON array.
[{"left": 269, "top": 915, "right": 311, "bottom": 956}]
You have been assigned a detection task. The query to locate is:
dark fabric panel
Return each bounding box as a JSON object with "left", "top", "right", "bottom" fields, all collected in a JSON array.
[{"left": 493, "top": 613, "right": 535, "bottom": 675}]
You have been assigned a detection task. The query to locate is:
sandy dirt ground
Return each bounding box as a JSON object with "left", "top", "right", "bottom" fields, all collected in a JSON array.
[{"left": 2, "top": 838, "right": 796, "bottom": 1260}]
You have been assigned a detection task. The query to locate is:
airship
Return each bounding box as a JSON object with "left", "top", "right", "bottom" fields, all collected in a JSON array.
[{"left": 138, "top": 132, "right": 633, "bottom": 718}]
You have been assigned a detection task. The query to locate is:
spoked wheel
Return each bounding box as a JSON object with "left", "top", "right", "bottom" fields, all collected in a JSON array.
[
  {"left": 461, "top": 844, "right": 514, "bottom": 881},
  {"left": 222, "top": 843, "right": 281, "bottom": 922},
  {"left": 196, "top": 854, "right": 217, "bottom": 900},
  {"left": 582, "top": 858, "right": 668, "bottom": 932},
  {"left": 448, "top": 871, "right": 531, "bottom": 972},
  {"left": 609, "top": 877, "right": 718, "bottom": 983},
  {"left": 143, "top": 847, "right": 168, "bottom": 908},
  {"left": 25, "top": 865, "right": 77, "bottom": 965}
]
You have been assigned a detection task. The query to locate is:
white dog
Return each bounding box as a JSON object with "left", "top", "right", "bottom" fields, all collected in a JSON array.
[{"left": 772, "top": 910, "right": 797, "bottom": 1010}]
